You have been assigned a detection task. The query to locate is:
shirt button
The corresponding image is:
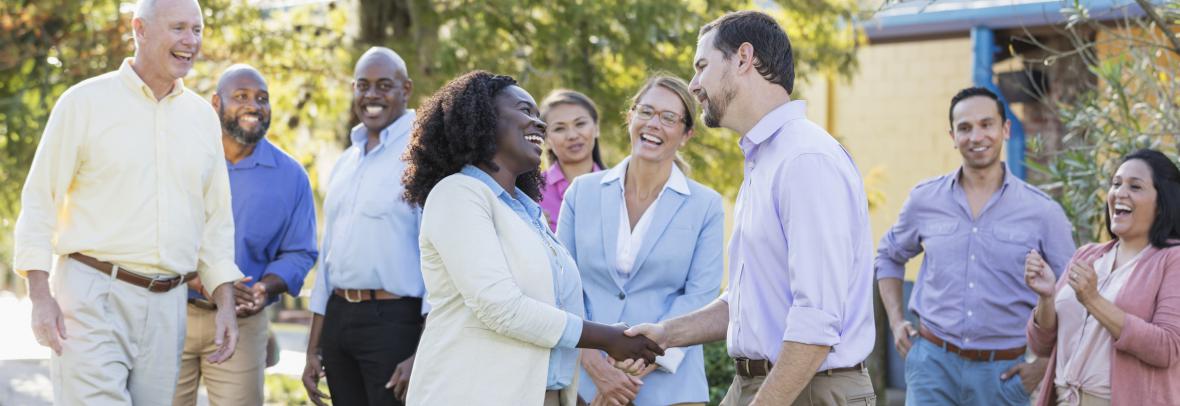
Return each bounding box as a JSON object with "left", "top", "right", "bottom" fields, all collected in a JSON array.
[
  {"left": 969, "top": 282, "right": 975, "bottom": 288},
  {"left": 967, "top": 311, "right": 974, "bottom": 317},
  {"left": 964, "top": 338, "right": 971, "bottom": 343},
  {"left": 618, "top": 292, "right": 626, "bottom": 300},
  {"left": 970, "top": 255, "right": 976, "bottom": 261},
  {"left": 972, "top": 227, "right": 979, "bottom": 233}
]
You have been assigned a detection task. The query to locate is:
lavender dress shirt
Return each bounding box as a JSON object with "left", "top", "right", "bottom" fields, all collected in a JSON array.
[
  {"left": 875, "top": 167, "right": 1075, "bottom": 350},
  {"left": 721, "top": 101, "right": 877, "bottom": 371}
]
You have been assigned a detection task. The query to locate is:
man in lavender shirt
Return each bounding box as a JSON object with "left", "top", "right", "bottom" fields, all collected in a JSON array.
[
  {"left": 620, "top": 10, "right": 877, "bottom": 405},
  {"left": 875, "top": 87, "right": 1075, "bottom": 405}
]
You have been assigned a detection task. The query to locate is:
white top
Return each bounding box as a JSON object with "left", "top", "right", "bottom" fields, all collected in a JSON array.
[
  {"left": 1053, "top": 244, "right": 1145, "bottom": 402},
  {"left": 602, "top": 156, "right": 690, "bottom": 372}
]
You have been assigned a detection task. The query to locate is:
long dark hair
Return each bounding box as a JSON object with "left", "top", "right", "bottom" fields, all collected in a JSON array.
[
  {"left": 402, "top": 71, "right": 544, "bottom": 207},
  {"left": 539, "top": 89, "right": 605, "bottom": 169},
  {"left": 1104, "top": 148, "right": 1180, "bottom": 248}
]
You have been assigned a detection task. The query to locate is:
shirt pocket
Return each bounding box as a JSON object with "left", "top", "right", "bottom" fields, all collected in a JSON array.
[
  {"left": 359, "top": 183, "right": 403, "bottom": 219},
  {"left": 992, "top": 225, "right": 1036, "bottom": 270}
]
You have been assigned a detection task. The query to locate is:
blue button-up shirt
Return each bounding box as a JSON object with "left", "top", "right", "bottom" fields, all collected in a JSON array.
[
  {"left": 459, "top": 165, "right": 584, "bottom": 390},
  {"left": 875, "top": 166, "right": 1075, "bottom": 350},
  {"left": 721, "top": 101, "right": 877, "bottom": 371},
  {"left": 310, "top": 112, "right": 427, "bottom": 315},
  {"left": 188, "top": 138, "right": 318, "bottom": 302}
]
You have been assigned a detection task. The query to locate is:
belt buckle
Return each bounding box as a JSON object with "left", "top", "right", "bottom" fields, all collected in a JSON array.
[
  {"left": 344, "top": 289, "right": 363, "bottom": 303},
  {"left": 147, "top": 277, "right": 162, "bottom": 292},
  {"left": 738, "top": 358, "right": 750, "bottom": 377}
]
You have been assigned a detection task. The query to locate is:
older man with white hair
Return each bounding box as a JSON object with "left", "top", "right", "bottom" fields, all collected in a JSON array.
[{"left": 13, "top": 0, "right": 242, "bottom": 404}]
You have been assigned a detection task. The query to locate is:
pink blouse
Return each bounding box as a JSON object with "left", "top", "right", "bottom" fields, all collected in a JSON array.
[{"left": 540, "top": 162, "right": 600, "bottom": 232}]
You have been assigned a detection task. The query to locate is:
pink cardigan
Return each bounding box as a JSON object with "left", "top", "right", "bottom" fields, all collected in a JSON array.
[{"left": 1026, "top": 241, "right": 1180, "bottom": 406}]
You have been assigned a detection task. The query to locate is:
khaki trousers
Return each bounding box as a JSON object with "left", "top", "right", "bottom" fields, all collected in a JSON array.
[
  {"left": 719, "top": 368, "right": 876, "bottom": 406},
  {"left": 173, "top": 304, "right": 269, "bottom": 406},
  {"left": 50, "top": 255, "right": 187, "bottom": 406}
]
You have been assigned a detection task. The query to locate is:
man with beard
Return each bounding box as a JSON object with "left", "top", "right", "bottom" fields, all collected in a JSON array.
[
  {"left": 172, "top": 64, "right": 318, "bottom": 406},
  {"left": 302, "top": 47, "right": 425, "bottom": 406},
  {"left": 874, "top": 87, "right": 1075, "bottom": 406},
  {"left": 14, "top": 0, "right": 242, "bottom": 404},
  {"left": 619, "top": 10, "right": 877, "bottom": 405}
]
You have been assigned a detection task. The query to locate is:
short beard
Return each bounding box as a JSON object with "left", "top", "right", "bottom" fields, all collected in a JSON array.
[
  {"left": 219, "top": 105, "right": 270, "bottom": 145},
  {"left": 701, "top": 71, "right": 736, "bottom": 129}
]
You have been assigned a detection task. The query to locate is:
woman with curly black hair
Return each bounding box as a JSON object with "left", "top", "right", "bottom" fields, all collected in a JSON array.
[{"left": 402, "top": 71, "right": 663, "bottom": 406}]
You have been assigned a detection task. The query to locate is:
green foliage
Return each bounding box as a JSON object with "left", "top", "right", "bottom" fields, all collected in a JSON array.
[
  {"left": 704, "top": 340, "right": 735, "bottom": 405},
  {"left": 264, "top": 373, "right": 312, "bottom": 405},
  {"left": 1025, "top": 3, "right": 1180, "bottom": 243},
  {"left": 0, "top": 0, "right": 863, "bottom": 278}
]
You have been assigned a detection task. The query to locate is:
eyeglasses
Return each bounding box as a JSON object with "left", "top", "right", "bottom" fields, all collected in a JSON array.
[{"left": 632, "top": 104, "right": 685, "bottom": 127}]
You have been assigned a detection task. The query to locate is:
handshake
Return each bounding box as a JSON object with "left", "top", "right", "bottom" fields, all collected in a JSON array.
[{"left": 587, "top": 322, "right": 670, "bottom": 375}]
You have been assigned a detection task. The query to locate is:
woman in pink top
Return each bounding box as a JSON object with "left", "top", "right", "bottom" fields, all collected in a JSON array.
[
  {"left": 539, "top": 90, "right": 605, "bottom": 231},
  {"left": 1024, "top": 149, "right": 1180, "bottom": 406}
]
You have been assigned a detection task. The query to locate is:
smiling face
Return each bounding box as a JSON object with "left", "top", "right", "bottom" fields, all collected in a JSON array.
[
  {"left": 132, "top": 0, "right": 203, "bottom": 83},
  {"left": 352, "top": 54, "right": 411, "bottom": 133},
  {"left": 950, "top": 95, "right": 1009, "bottom": 170},
  {"left": 690, "top": 31, "right": 737, "bottom": 129},
  {"left": 493, "top": 85, "right": 547, "bottom": 175},
  {"left": 1108, "top": 159, "right": 1158, "bottom": 242},
  {"left": 544, "top": 103, "right": 598, "bottom": 167},
  {"left": 629, "top": 85, "right": 692, "bottom": 164},
  {"left": 213, "top": 70, "right": 271, "bottom": 145}
]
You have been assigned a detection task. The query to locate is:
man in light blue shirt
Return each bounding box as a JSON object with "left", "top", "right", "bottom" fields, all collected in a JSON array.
[
  {"left": 622, "top": 11, "right": 877, "bottom": 405},
  {"left": 302, "top": 47, "right": 425, "bottom": 406}
]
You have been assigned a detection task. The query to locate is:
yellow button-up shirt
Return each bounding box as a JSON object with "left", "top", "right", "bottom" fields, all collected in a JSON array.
[{"left": 13, "top": 58, "right": 241, "bottom": 290}]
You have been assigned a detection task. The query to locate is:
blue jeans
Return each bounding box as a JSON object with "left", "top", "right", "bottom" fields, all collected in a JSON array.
[{"left": 904, "top": 336, "right": 1030, "bottom": 406}]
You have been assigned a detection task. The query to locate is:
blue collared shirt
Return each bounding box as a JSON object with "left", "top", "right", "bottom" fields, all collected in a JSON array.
[
  {"left": 309, "top": 111, "right": 427, "bottom": 315},
  {"left": 875, "top": 165, "right": 1076, "bottom": 349},
  {"left": 459, "top": 165, "right": 584, "bottom": 390},
  {"left": 188, "top": 138, "right": 318, "bottom": 302}
]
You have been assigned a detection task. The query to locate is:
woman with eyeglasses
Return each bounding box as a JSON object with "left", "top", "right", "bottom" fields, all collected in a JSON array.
[
  {"left": 556, "top": 75, "right": 723, "bottom": 406},
  {"left": 1024, "top": 149, "right": 1180, "bottom": 406}
]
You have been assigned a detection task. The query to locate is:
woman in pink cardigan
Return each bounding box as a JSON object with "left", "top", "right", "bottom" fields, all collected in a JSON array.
[{"left": 1024, "top": 149, "right": 1180, "bottom": 406}]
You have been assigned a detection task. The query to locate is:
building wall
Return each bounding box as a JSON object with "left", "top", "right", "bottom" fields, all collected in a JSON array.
[{"left": 797, "top": 36, "right": 976, "bottom": 280}]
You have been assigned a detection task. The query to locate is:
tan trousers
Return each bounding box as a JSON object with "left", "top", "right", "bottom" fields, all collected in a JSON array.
[
  {"left": 50, "top": 255, "right": 187, "bottom": 405},
  {"left": 719, "top": 368, "right": 876, "bottom": 406},
  {"left": 173, "top": 304, "right": 269, "bottom": 406}
]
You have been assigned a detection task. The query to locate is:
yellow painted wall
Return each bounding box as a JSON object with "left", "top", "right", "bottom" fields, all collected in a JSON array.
[{"left": 797, "top": 37, "right": 977, "bottom": 280}]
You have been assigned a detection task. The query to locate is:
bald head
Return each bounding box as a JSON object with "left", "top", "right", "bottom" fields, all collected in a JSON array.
[
  {"left": 217, "top": 64, "right": 267, "bottom": 96},
  {"left": 353, "top": 47, "right": 413, "bottom": 134},
  {"left": 354, "top": 47, "right": 408, "bottom": 80}
]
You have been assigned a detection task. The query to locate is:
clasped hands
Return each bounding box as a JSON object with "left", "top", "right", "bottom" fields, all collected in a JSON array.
[
  {"left": 188, "top": 275, "right": 268, "bottom": 317},
  {"left": 607, "top": 323, "right": 669, "bottom": 375}
]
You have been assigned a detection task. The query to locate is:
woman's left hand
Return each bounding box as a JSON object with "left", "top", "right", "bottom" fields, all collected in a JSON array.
[{"left": 1067, "top": 255, "right": 1100, "bottom": 305}]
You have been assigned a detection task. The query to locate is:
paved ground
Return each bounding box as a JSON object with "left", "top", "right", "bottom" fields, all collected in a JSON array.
[{"left": 0, "top": 293, "right": 309, "bottom": 406}]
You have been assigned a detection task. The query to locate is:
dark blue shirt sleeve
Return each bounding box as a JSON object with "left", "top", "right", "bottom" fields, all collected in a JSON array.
[{"left": 262, "top": 172, "right": 319, "bottom": 298}]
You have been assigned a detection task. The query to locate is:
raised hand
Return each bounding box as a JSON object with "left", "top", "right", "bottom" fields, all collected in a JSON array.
[
  {"left": 1024, "top": 250, "right": 1057, "bottom": 298},
  {"left": 1067, "top": 255, "right": 1100, "bottom": 305}
]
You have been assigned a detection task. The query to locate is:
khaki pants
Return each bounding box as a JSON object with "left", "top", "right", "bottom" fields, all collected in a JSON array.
[
  {"left": 719, "top": 368, "right": 876, "bottom": 406},
  {"left": 173, "top": 304, "right": 269, "bottom": 406},
  {"left": 50, "top": 255, "right": 187, "bottom": 405}
]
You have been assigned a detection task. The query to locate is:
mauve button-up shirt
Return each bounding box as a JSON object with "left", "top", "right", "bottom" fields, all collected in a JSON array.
[
  {"left": 721, "top": 101, "right": 877, "bottom": 371},
  {"left": 875, "top": 167, "right": 1075, "bottom": 350}
]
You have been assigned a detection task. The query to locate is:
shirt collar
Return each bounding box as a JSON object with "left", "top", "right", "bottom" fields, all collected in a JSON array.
[
  {"left": 600, "top": 156, "right": 691, "bottom": 196},
  {"left": 229, "top": 138, "right": 278, "bottom": 169},
  {"left": 460, "top": 164, "right": 542, "bottom": 213},
  {"left": 349, "top": 109, "right": 416, "bottom": 150},
  {"left": 742, "top": 100, "right": 807, "bottom": 147},
  {"left": 949, "top": 163, "right": 1015, "bottom": 190},
  {"left": 118, "top": 58, "right": 185, "bottom": 101},
  {"left": 544, "top": 161, "right": 601, "bottom": 186}
]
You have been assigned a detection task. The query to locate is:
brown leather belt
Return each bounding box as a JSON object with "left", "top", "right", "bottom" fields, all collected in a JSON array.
[
  {"left": 333, "top": 288, "right": 403, "bottom": 303},
  {"left": 69, "top": 253, "right": 196, "bottom": 293},
  {"left": 734, "top": 358, "right": 865, "bottom": 378},
  {"left": 919, "top": 325, "right": 1025, "bottom": 361}
]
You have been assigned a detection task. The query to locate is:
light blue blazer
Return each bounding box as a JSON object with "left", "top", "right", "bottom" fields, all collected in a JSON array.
[{"left": 556, "top": 160, "right": 724, "bottom": 405}]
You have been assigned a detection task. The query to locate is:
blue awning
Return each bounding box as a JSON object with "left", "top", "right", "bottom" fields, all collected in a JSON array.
[{"left": 863, "top": 0, "right": 1148, "bottom": 42}]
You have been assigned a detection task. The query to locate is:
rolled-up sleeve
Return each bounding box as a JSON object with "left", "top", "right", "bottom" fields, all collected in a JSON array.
[
  {"left": 875, "top": 194, "right": 923, "bottom": 281},
  {"left": 13, "top": 93, "right": 82, "bottom": 277},
  {"left": 780, "top": 154, "right": 854, "bottom": 347}
]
